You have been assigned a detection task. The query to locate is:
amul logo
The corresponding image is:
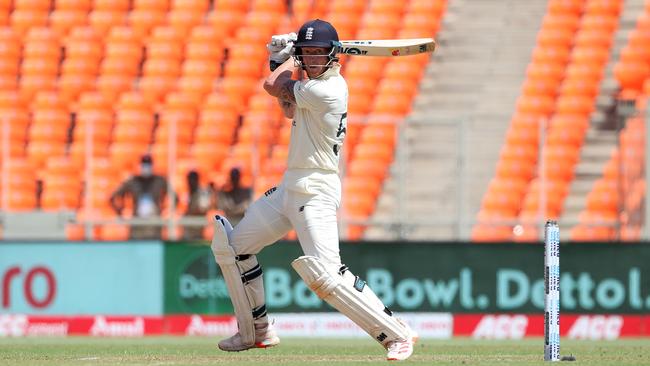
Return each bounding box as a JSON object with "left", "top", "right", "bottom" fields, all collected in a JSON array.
[{"left": 305, "top": 27, "right": 314, "bottom": 40}]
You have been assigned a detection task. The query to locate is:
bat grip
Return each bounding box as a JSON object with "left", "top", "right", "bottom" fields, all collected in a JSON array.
[{"left": 269, "top": 60, "right": 282, "bottom": 72}]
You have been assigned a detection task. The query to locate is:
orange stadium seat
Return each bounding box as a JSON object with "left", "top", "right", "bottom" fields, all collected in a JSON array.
[
  {"left": 113, "top": 123, "right": 152, "bottom": 145},
  {"left": 5, "top": 186, "right": 38, "bottom": 211},
  {"left": 532, "top": 45, "right": 571, "bottom": 65},
  {"left": 181, "top": 59, "right": 221, "bottom": 78},
  {"left": 620, "top": 44, "right": 650, "bottom": 64},
  {"left": 58, "top": 74, "right": 97, "bottom": 104},
  {"left": 94, "top": 0, "right": 130, "bottom": 11},
  {"left": 167, "top": 9, "right": 204, "bottom": 35},
  {"left": 471, "top": 225, "right": 513, "bottom": 242},
  {"left": 352, "top": 142, "right": 393, "bottom": 164},
  {"left": 0, "top": 75, "right": 17, "bottom": 91},
  {"left": 23, "top": 40, "right": 59, "bottom": 60},
  {"left": 61, "top": 58, "right": 99, "bottom": 77},
  {"left": 50, "top": 10, "right": 88, "bottom": 37},
  {"left": 581, "top": 14, "right": 618, "bottom": 33},
  {"left": 0, "top": 56, "right": 19, "bottom": 76},
  {"left": 129, "top": 9, "right": 167, "bottom": 38},
  {"left": 541, "top": 13, "right": 581, "bottom": 32},
  {"left": 89, "top": 9, "right": 127, "bottom": 35},
  {"left": 10, "top": 10, "right": 49, "bottom": 36},
  {"left": 139, "top": 75, "right": 178, "bottom": 104},
  {"left": 154, "top": 123, "right": 194, "bottom": 146},
  {"left": 614, "top": 61, "right": 650, "bottom": 91},
  {"left": 68, "top": 141, "right": 109, "bottom": 167},
  {"left": 0, "top": 26, "right": 20, "bottom": 52},
  {"left": 347, "top": 158, "right": 388, "bottom": 181},
  {"left": 134, "top": 0, "right": 169, "bottom": 11},
  {"left": 526, "top": 62, "right": 565, "bottom": 82},
  {"left": 547, "top": 0, "right": 584, "bottom": 15},
  {"left": 326, "top": 14, "right": 360, "bottom": 40},
  {"left": 172, "top": 0, "right": 210, "bottom": 11},
  {"left": 330, "top": 0, "right": 365, "bottom": 15},
  {"left": 343, "top": 191, "right": 376, "bottom": 219},
  {"left": 214, "top": 0, "right": 248, "bottom": 12},
  {"left": 100, "top": 57, "right": 140, "bottom": 77},
  {"left": 372, "top": 93, "right": 412, "bottom": 115},
  {"left": 20, "top": 74, "right": 58, "bottom": 100},
  {"left": 22, "top": 23, "right": 53, "bottom": 39},
  {"left": 29, "top": 122, "right": 68, "bottom": 143},
  {"left": 143, "top": 58, "right": 182, "bottom": 78},
  {"left": 14, "top": 0, "right": 50, "bottom": 10},
  {"left": 246, "top": 11, "right": 284, "bottom": 30},
  {"left": 522, "top": 78, "right": 559, "bottom": 98},
  {"left": 31, "top": 91, "right": 67, "bottom": 110},
  {"left": 27, "top": 141, "right": 66, "bottom": 169},
  {"left": 109, "top": 142, "right": 150, "bottom": 172},
  {"left": 185, "top": 41, "right": 227, "bottom": 62},
  {"left": 585, "top": 0, "right": 622, "bottom": 16},
  {"left": 188, "top": 24, "right": 225, "bottom": 45},
  {"left": 31, "top": 107, "right": 69, "bottom": 127},
  {"left": 176, "top": 76, "right": 215, "bottom": 99},
  {"left": 206, "top": 10, "right": 246, "bottom": 38},
  {"left": 105, "top": 43, "right": 142, "bottom": 64},
  {"left": 147, "top": 39, "right": 185, "bottom": 60},
  {"left": 20, "top": 58, "right": 59, "bottom": 76},
  {"left": 116, "top": 92, "right": 152, "bottom": 112},
  {"left": 574, "top": 29, "right": 614, "bottom": 49},
  {"left": 54, "top": 0, "right": 90, "bottom": 10}
]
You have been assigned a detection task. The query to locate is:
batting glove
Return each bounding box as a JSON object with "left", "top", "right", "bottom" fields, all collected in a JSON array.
[{"left": 268, "top": 32, "right": 297, "bottom": 71}]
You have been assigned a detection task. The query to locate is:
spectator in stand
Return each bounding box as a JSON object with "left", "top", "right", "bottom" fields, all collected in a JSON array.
[
  {"left": 183, "top": 170, "right": 217, "bottom": 240},
  {"left": 216, "top": 167, "right": 252, "bottom": 226},
  {"left": 110, "top": 154, "right": 172, "bottom": 239}
]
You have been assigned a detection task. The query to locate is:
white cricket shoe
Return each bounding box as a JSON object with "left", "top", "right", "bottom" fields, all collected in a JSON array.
[
  {"left": 218, "top": 323, "right": 280, "bottom": 352},
  {"left": 386, "top": 318, "right": 417, "bottom": 361},
  {"left": 386, "top": 337, "right": 414, "bottom": 361}
]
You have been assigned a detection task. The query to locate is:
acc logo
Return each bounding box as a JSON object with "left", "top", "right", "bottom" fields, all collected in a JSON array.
[
  {"left": 472, "top": 315, "right": 528, "bottom": 339},
  {"left": 567, "top": 315, "right": 622, "bottom": 340},
  {"left": 339, "top": 47, "right": 368, "bottom": 55},
  {"left": 391, "top": 49, "right": 400, "bottom": 56}
]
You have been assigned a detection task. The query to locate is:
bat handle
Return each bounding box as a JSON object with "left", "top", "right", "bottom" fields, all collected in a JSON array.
[{"left": 269, "top": 60, "right": 283, "bottom": 72}]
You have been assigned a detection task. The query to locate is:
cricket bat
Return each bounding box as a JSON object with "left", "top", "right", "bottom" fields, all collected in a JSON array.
[
  {"left": 270, "top": 38, "right": 436, "bottom": 71},
  {"left": 337, "top": 38, "right": 436, "bottom": 56}
]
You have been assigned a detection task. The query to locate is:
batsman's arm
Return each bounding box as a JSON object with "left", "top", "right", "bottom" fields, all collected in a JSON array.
[
  {"left": 278, "top": 99, "right": 295, "bottom": 118},
  {"left": 263, "top": 58, "right": 298, "bottom": 104}
]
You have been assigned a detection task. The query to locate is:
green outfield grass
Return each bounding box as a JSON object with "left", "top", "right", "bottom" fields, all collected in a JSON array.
[{"left": 1, "top": 337, "right": 649, "bottom": 366}]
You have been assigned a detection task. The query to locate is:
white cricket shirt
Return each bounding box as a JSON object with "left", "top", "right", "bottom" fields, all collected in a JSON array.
[{"left": 288, "top": 65, "right": 348, "bottom": 173}]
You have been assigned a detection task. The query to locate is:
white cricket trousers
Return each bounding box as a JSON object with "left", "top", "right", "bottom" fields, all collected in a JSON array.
[{"left": 227, "top": 169, "right": 342, "bottom": 269}]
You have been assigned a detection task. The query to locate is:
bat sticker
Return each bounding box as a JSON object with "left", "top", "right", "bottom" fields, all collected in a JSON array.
[{"left": 338, "top": 47, "right": 368, "bottom": 55}]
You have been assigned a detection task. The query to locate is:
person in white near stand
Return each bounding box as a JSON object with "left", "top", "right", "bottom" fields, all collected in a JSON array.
[{"left": 210, "top": 19, "right": 417, "bottom": 361}]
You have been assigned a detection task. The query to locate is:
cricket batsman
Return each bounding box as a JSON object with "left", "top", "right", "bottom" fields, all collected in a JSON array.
[{"left": 210, "top": 19, "right": 416, "bottom": 361}]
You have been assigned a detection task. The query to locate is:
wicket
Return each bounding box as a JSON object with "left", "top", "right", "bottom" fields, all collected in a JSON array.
[{"left": 544, "top": 220, "right": 560, "bottom": 361}]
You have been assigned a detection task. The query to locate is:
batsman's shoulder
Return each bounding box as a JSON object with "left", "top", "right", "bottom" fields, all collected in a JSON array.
[{"left": 302, "top": 78, "right": 344, "bottom": 100}]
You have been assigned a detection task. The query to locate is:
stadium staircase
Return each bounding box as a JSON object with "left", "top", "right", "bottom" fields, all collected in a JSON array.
[{"left": 365, "top": 0, "right": 547, "bottom": 240}]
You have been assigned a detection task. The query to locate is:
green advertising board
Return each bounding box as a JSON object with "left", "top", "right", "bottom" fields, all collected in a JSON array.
[
  {"left": 164, "top": 243, "right": 232, "bottom": 314},
  {"left": 163, "top": 242, "right": 650, "bottom": 314}
]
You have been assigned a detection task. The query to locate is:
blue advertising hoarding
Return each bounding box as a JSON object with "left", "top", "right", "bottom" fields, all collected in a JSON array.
[{"left": 0, "top": 242, "right": 163, "bottom": 315}]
